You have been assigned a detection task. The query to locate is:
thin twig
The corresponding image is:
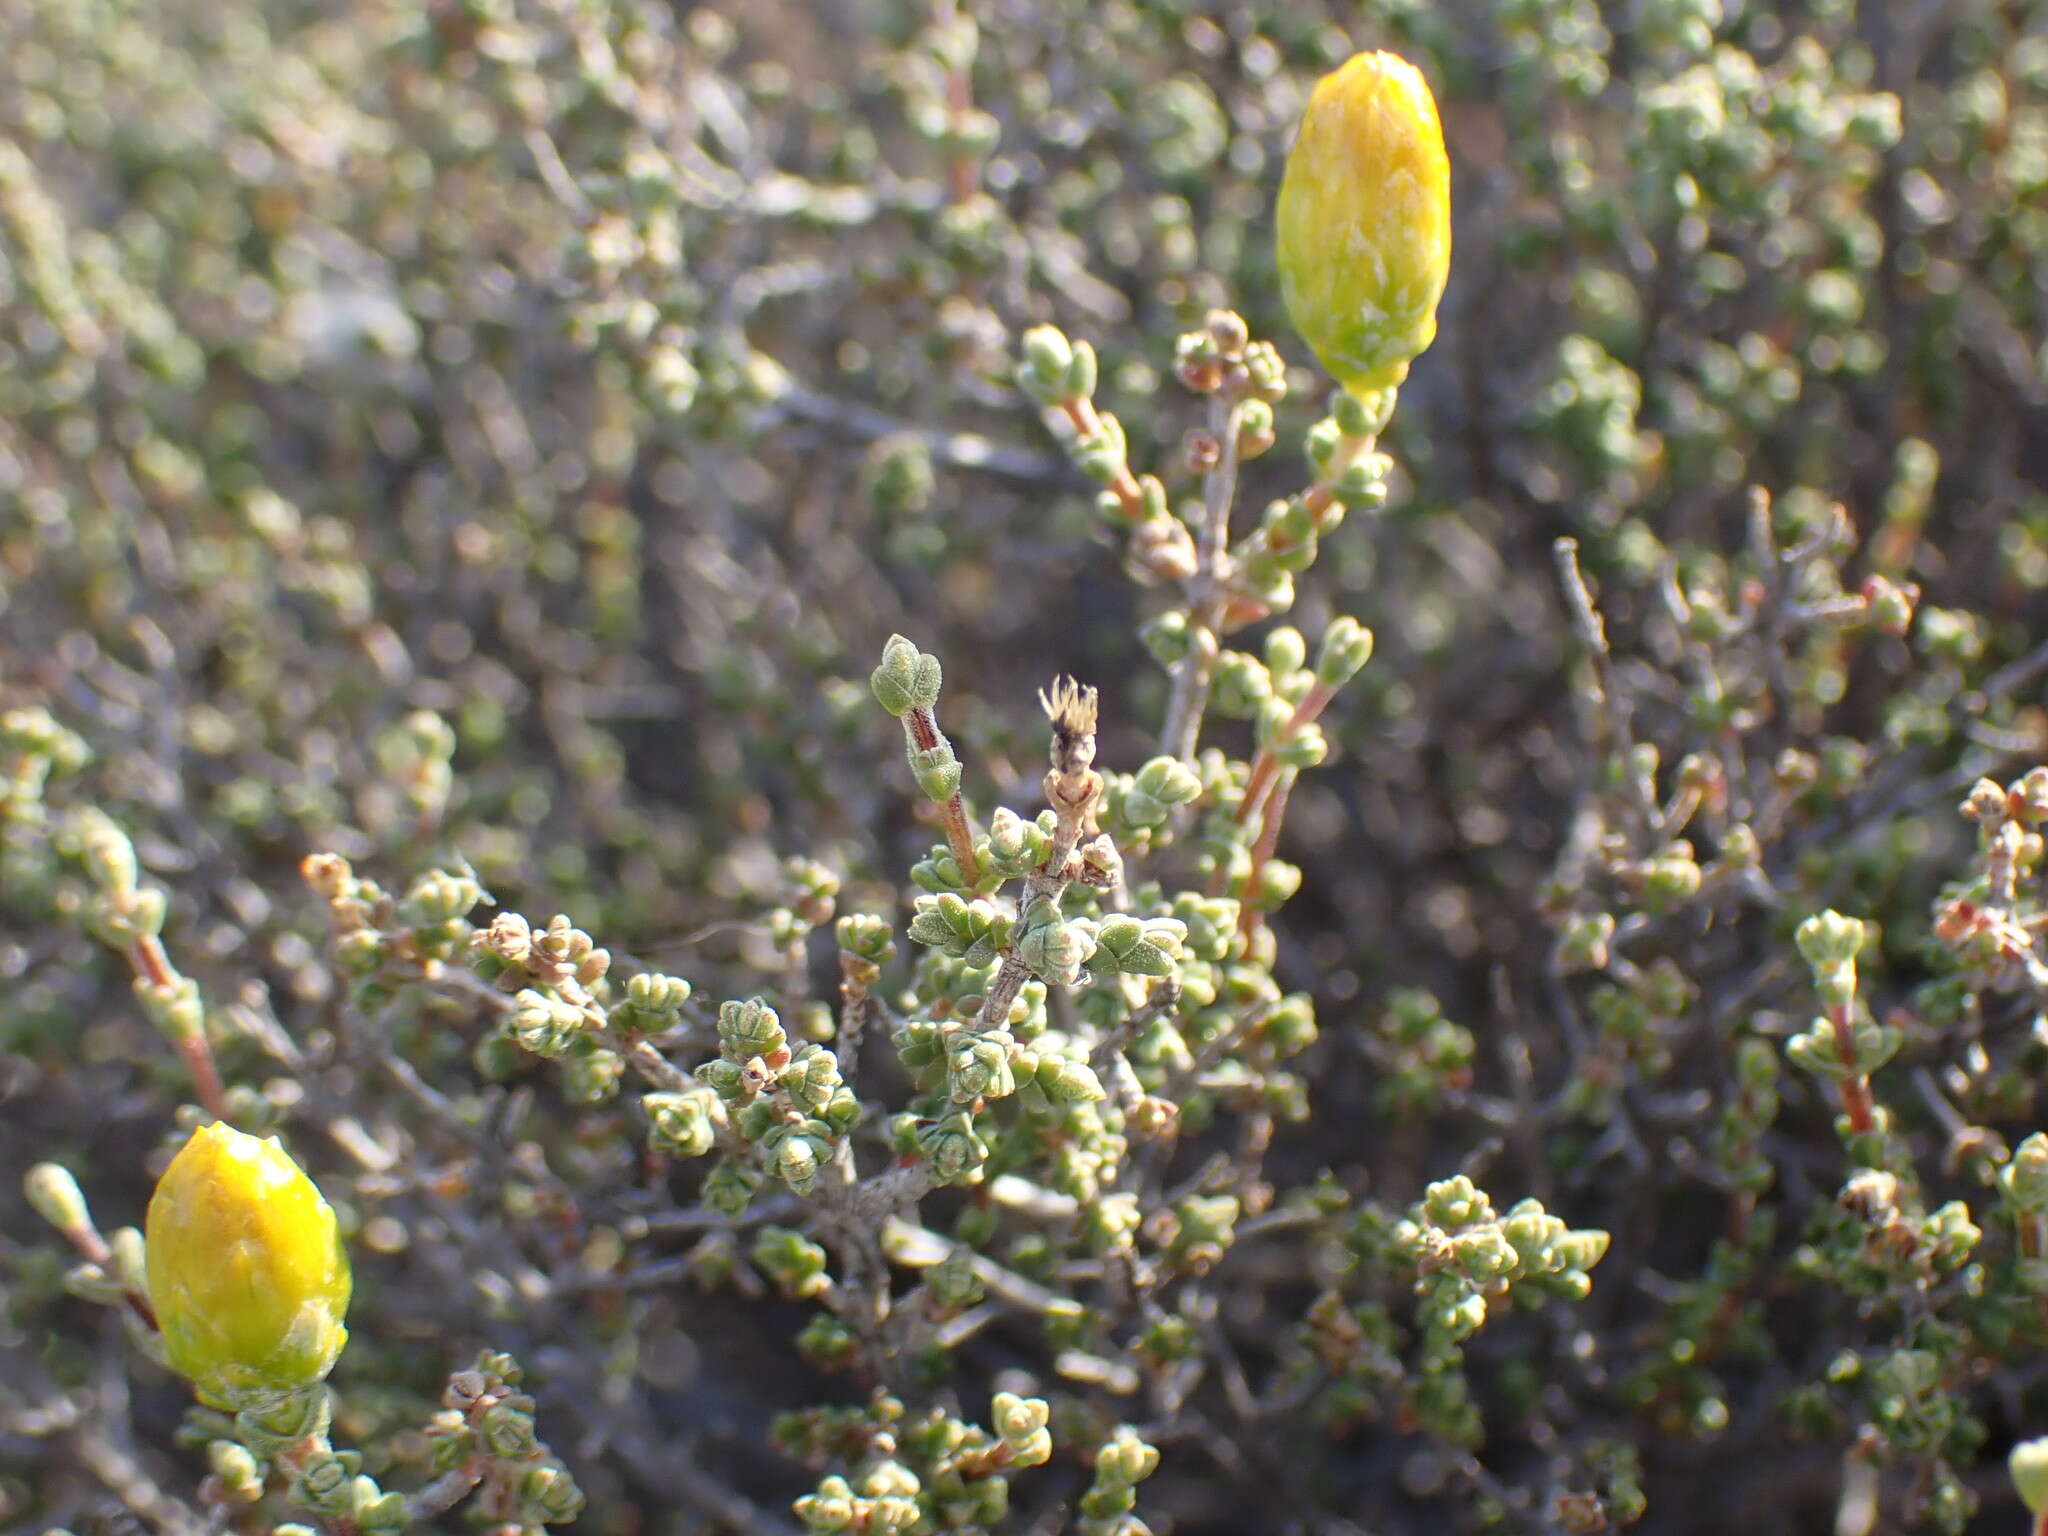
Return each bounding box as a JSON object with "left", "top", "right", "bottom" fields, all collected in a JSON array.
[
  {"left": 815, "top": 1160, "right": 939, "bottom": 1222},
  {"left": 1234, "top": 683, "right": 1336, "bottom": 830},
  {"left": 128, "top": 936, "right": 230, "bottom": 1122},
  {"left": 1161, "top": 386, "right": 1246, "bottom": 762},
  {"left": 9, "top": 1364, "right": 203, "bottom": 1536},
  {"left": 1553, "top": 537, "right": 1661, "bottom": 837},
  {"left": 402, "top": 1462, "right": 484, "bottom": 1523},
  {"left": 773, "top": 385, "right": 1071, "bottom": 486},
  {"left": 905, "top": 702, "right": 980, "bottom": 881},
  {"left": 1089, "top": 980, "right": 1182, "bottom": 1072},
  {"left": 1236, "top": 768, "right": 1295, "bottom": 936},
  {"left": 1826, "top": 1000, "right": 1877, "bottom": 1136}
]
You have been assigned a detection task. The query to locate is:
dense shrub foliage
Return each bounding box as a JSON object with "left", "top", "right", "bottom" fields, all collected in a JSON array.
[{"left": 6, "top": 0, "right": 2048, "bottom": 1533}]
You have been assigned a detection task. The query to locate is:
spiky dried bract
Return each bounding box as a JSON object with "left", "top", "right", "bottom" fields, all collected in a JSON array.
[
  {"left": 1048, "top": 679, "right": 1097, "bottom": 757},
  {"left": 145, "top": 1123, "right": 352, "bottom": 1410},
  {"left": 1275, "top": 50, "right": 1451, "bottom": 395},
  {"left": 1036, "top": 678, "right": 1104, "bottom": 835}
]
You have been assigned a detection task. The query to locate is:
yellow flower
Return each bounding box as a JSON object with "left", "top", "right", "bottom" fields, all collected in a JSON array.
[
  {"left": 144, "top": 1123, "right": 351, "bottom": 1410},
  {"left": 1275, "top": 50, "right": 1452, "bottom": 396}
]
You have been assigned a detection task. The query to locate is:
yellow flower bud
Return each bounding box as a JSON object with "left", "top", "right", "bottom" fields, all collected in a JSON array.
[
  {"left": 1275, "top": 51, "right": 1452, "bottom": 395},
  {"left": 144, "top": 1123, "right": 351, "bottom": 1410}
]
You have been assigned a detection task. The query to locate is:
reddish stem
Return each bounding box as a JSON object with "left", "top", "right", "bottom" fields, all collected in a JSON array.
[
  {"left": 906, "top": 705, "right": 980, "bottom": 882},
  {"left": 128, "top": 933, "right": 177, "bottom": 989},
  {"left": 1058, "top": 397, "right": 1143, "bottom": 518},
  {"left": 130, "top": 937, "right": 231, "bottom": 1122},
  {"left": 174, "top": 1034, "right": 231, "bottom": 1123},
  {"left": 120, "top": 1287, "right": 161, "bottom": 1334},
  {"left": 945, "top": 61, "right": 978, "bottom": 205},
  {"left": 57, "top": 1218, "right": 159, "bottom": 1331},
  {"left": 1826, "top": 1003, "right": 1875, "bottom": 1136},
  {"left": 1235, "top": 682, "right": 1336, "bottom": 829},
  {"left": 1237, "top": 770, "right": 1295, "bottom": 936}
]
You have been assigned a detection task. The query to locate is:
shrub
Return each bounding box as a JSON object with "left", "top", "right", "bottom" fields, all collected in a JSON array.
[{"left": 5, "top": 1, "right": 2048, "bottom": 1534}]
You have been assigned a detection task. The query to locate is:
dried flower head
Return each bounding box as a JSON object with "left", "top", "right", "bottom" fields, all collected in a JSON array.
[{"left": 1040, "top": 677, "right": 1099, "bottom": 774}]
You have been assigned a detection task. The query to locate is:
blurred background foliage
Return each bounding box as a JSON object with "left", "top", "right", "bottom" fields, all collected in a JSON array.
[{"left": 4, "top": 0, "right": 2048, "bottom": 1532}]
